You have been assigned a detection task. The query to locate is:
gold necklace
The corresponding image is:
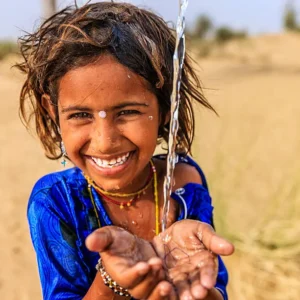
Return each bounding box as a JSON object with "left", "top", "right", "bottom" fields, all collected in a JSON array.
[
  {"left": 84, "top": 162, "right": 153, "bottom": 198},
  {"left": 86, "top": 160, "right": 160, "bottom": 235}
]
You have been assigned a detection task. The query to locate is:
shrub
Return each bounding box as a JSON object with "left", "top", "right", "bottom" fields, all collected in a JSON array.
[
  {"left": 0, "top": 41, "right": 18, "bottom": 60},
  {"left": 193, "top": 15, "right": 213, "bottom": 39},
  {"left": 283, "top": 3, "right": 299, "bottom": 31},
  {"left": 215, "top": 27, "right": 247, "bottom": 44}
]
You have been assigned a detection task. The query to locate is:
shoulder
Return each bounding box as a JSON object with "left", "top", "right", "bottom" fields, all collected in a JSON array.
[
  {"left": 154, "top": 154, "right": 206, "bottom": 191},
  {"left": 173, "top": 159, "right": 202, "bottom": 190},
  {"left": 31, "top": 167, "right": 82, "bottom": 193},
  {"left": 28, "top": 167, "right": 84, "bottom": 213}
]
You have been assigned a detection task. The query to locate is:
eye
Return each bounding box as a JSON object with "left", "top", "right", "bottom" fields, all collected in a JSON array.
[
  {"left": 117, "top": 110, "right": 141, "bottom": 117},
  {"left": 68, "top": 112, "right": 93, "bottom": 120}
]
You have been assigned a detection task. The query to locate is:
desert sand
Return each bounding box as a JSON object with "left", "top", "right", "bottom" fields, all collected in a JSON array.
[{"left": 1, "top": 33, "right": 300, "bottom": 300}]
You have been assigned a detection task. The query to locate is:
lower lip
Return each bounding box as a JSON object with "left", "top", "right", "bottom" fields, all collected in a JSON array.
[{"left": 87, "top": 152, "right": 134, "bottom": 176}]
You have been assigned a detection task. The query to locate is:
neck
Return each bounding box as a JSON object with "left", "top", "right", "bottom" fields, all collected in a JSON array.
[{"left": 85, "top": 160, "right": 154, "bottom": 199}]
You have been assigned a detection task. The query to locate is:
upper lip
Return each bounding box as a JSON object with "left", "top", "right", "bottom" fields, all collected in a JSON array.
[{"left": 86, "top": 151, "right": 132, "bottom": 160}]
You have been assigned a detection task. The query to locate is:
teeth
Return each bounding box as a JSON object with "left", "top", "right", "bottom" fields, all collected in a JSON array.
[
  {"left": 92, "top": 152, "right": 131, "bottom": 168},
  {"left": 110, "top": 158, "right": 117, "bottom": 165}
]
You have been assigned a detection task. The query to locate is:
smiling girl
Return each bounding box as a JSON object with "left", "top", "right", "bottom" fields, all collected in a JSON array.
[{"left": 17, "top": 2, "right": 233, "bottom": 300}]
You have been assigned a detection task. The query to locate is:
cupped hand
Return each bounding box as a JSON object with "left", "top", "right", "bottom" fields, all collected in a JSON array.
[
  {"left": 152, "top": 220, "right": 235, "bottom": 299},
  {"left": 86, "top": 226, "right": 176, "bottom": 300}
]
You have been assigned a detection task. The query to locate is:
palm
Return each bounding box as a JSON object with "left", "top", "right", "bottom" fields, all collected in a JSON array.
[
  {"left": 152, "top": 220, "right": 209, "bottom": 269},
  {"left": 151, "top": 219, "right": 234, "bottom": 297},
  {"left": 92, "top": 226, "right": 157, "bottom": 283}
]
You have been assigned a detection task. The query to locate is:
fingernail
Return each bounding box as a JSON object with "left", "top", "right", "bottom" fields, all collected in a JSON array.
[
  {"left": 201, "top": 274, "right": 214, "bottom": 289},
  {"left": 160, "top": 287, "right": 169, "bottom": 296},
  {"left": 136, "top": 262, "right": 149, "bottom": 275},
  {"left": 191, "top": 286, "right": 204, "bottom": 298}
]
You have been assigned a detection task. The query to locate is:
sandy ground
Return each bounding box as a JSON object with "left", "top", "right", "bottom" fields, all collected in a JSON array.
[{"left": 1, "top": 33, "right": 300, "bottom": 299}]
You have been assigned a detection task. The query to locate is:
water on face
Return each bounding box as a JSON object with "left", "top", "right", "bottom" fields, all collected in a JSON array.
[{"left": 162, "top": 0, "right": 189, "bottom": 232}]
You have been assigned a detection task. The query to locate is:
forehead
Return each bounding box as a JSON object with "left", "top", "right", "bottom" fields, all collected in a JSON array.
[{"left": 58, "top": 55, "right": 153, "bottom": 107}]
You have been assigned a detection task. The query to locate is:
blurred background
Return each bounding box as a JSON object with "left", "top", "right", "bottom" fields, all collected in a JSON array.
[{"left": 1, "top": 0, "right": 300, "bottom": 299}]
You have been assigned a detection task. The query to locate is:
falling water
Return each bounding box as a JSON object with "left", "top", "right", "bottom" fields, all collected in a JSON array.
[{"left": 162, "top": 0, "right": 188, "bottom": 232}]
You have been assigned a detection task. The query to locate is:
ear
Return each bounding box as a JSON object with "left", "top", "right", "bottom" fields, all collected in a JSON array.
[{"left": 41, "top": 94, "right": 57, "bottom": 123}]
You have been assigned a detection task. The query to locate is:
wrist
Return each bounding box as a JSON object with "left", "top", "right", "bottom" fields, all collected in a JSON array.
[{"left": 83, "top": 272, "right": 115, "bottom": 300}]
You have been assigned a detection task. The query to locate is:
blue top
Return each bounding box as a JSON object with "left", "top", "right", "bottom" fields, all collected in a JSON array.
[{"left": 28, "top": 155, "right": 229, "bottom": 300}]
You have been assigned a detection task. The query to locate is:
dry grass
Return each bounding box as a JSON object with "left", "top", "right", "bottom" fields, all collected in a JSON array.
[
  {"left": 192, "top": 33, "right": 300, "bottom": 299},
  {"left": 1, "top": 33, "right": 300, "bottom": 299}
]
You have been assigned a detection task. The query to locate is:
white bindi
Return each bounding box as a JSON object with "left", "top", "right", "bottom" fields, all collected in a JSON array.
[{"left": 98, "top": 111, "right": 107, "bottom": 119}]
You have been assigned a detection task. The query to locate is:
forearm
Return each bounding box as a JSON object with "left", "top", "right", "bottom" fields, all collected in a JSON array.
[{"left": 83, "top": 272, "right": 125, "bottom": 300}]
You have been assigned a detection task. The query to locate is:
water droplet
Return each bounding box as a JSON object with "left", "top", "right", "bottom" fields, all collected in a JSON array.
[
  {"left": 138, "top": 212, "right": 143, "bottom": 218},
  {"left": 197, "top": 231, "right": 203, "bottom": 242},
  {"left": 132, "top": 220, "right": 138, "bottom": 226},
  {"left": 148, "top": 116, "right": 153, "bottom": 120},
  {"left": 127, "top": 74, "right": 131, "bottom": 78},
  {"left": 162, "top": 233, "right": 171, "bottom": 243},
  {"left": 121, "top": 221, "right": 129, "bottom": 230}
]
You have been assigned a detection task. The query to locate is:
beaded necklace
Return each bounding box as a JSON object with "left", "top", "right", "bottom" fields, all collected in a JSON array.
[
  {"left": 86, "top": 160, "right": 160, "bottom": 235},
  {"left": 85, "top": 162, "right": 154, "bottom": 209}
]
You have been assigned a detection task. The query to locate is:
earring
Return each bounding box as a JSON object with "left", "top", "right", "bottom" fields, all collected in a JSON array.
[{"left": 61, "top": 141, "right": 67, "bottom": 167}]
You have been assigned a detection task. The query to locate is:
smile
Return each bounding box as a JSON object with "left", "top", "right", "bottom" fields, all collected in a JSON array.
[{"left": 91, "top": 152, "right": 130, "bottom": 168}]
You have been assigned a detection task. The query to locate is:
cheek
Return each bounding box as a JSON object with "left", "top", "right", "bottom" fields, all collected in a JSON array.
[
  {"left": 125, "top": 117, "right": 159, "bottom": 145},
  {"left": 62, "top": 127, "right": 89, "bottom": 157}
]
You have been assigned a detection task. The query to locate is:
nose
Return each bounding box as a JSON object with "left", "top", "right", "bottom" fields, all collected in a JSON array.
[{"left": 91, "top": 118, "right": 121, "bottom": 154}]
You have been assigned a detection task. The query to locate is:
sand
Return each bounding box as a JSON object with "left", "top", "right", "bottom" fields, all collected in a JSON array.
[{"left": 1, "top": 33, "right": 300, "bottom": 299}]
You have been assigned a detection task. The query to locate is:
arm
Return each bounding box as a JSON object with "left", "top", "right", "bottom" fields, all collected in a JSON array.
[{"left": 27, "top": 188, "right": 117, "bottom": 300}]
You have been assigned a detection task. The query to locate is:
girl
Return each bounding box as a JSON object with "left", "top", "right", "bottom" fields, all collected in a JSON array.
[{"left": 17, "top": 2, "right": 234, "bottom": 300}]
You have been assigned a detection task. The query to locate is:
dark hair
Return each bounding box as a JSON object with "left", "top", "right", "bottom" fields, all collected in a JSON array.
[{"left": 16, "top": 1, "right": 214, "bottom": 160}]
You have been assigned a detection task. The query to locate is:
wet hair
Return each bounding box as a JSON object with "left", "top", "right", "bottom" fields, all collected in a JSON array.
[{"left": 16, "top": 1, "right": 214, "bottom": 160}]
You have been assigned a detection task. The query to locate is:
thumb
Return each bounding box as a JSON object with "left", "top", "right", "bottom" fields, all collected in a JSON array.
[
  {"left": 199, "top": 223, "right": 235, "bottom": 256},
  {"left": 85, "top": 227, "right": 114, "bottom": 253}
]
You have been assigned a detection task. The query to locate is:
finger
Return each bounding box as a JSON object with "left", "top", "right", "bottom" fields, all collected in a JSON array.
[
  {"left": 128, "top": 265, "right": 165, "bottom": 299},
  {"left": 148, "top": 257, "right": 164, "bottom": 272},
  {"left": 147, "top": 281, "right": 176, "bottom": 300},
  {"left": 198, "top": 260, "right": 218, "bottom": 290},
  {"left": 117, "top": 256, "right": 164, "bottom": 288},
  {"left": 85, "top": 228, "right": 113, "bottom": 252},
  {"left": 198, "top": 223, "right": 235, "bottom": 256},
  {"left": 172, "top": 272, "right": 194, "bottom": 300},
  {"left": 189, "top": 271, "right": 208, "bottom": 299},
  {"left": 117, "top": 261, "right": 151, "bottom": 288},
  {"left": 189, "top": 252, "right": 218, "bottom": 289}
]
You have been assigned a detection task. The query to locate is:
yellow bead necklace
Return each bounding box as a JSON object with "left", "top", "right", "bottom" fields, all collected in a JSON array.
[{"left": 86, "top": 159, "right": 160, "bottom": 235}]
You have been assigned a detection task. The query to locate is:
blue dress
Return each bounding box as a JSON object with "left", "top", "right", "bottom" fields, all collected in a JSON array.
[{"left": 28, "top": 155, "right": 229, "bottom": 300}]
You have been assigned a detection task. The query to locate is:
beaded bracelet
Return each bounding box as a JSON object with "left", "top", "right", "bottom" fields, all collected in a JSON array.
[{"left": 96, "top": 258, "right": 131, "bottom": 297}]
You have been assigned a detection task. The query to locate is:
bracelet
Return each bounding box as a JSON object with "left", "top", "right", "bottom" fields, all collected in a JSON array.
[{"left": 96, "top": 258, "right": 131, "bottom": 297}]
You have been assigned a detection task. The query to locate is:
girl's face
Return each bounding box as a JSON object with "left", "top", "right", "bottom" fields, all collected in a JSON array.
[{"left": 57, "top": 55, "right": 161, "bottom": 192}]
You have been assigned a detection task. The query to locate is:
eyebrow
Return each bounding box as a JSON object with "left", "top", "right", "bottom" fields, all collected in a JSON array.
[
  {"left": 60, "top": 106, "right": 93, "bottom": 114},
  {"left": 112, "top": 102, "right": 149, "bottom": 110},
  {"left": 60, "top": 102, "right": 149, "bottom": 114}
]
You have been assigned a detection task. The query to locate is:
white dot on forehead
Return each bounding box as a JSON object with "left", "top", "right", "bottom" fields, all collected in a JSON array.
[
  {"left": 148, "top": 116, "right": 153, "bottom": 120},
  {"left": 98, "top": 111, "right": 107, "bottom": 118}
]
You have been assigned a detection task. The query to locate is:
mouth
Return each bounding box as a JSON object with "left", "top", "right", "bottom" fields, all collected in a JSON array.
[
  {"left": 91, "top": 151, "right": 131, "bottom": 168},
  {"left": 87, "top": 151, "right": 135, "bottom": 176}
]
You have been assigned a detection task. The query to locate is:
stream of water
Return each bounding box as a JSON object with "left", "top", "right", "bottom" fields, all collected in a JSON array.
[{"left": 162, "top": 0, "right": 189, "bottom": 232}]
